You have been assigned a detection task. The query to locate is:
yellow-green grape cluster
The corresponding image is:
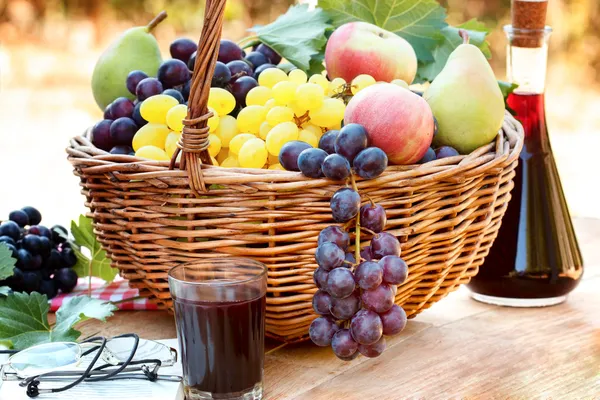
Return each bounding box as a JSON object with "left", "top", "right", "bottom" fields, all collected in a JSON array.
[
  {"left": 212, "top": 68, "right": 359, "bottom": 169},
  {"left": 134, "top": 92, "right": 222, "bottom": 163}
]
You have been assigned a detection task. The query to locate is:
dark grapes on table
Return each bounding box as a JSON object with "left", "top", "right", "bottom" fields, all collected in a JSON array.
[
  {"left": 309, "top": 316, "right": 339, "bottom": 347},
  {"left": 158, "top": 59, "right": 191, "bottom": 89},
  {"left": 162, "top": 89, "right": 185, "bottom": 104},
  {"left": 358, "top": 336, "right": 386, "bottom": 358},
  {"left": 126, "top": 70, "right": 149, "bottom": 95},
  {"left": 418, "top": 147, "right": 436, "bottom": 164},
  {"left": 218, "top": 39, "right": 244, "bottom": 64},
  {"left": 326, "top": 268, "right": 356, "bottom": 299},
  {"left": 278, "top": 141, "right": 312, "bottom": 172},
  {"left": 435, "top": 146, "right": 460, "bottom": 159},
  {"left": 322, "top": 153, "right": 351, "bottom": 181},
  {"left": 212, "top": 61, "right": 232, "bottom": 88},
  {"left": 350, "top": 309, "right": 383, "bottom": 346},
  {"left": 170, "top": 38, "right": 198, "bottom": 64},
  {"left": 331, "top": 329, "right": 358, "bottom": 359},
  {"left": 136, "top": 77, "right": 163, "bottom": 101},
  {"left": 298, "top": 148, "right": 328, "bottom": 178},
  {"left": 335, "top": 123, "right": 368, "bottom": 163},
  {"left": 1, "top": 208, "right": 79, "bottom": 298},
  {"left": 312, "top": 290, "right": 333, "bottom": 316}
]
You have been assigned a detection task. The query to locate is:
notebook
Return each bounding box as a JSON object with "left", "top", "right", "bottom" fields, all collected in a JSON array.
[{"left": 0, "top": 339, "right": 184, "bottom": 400}]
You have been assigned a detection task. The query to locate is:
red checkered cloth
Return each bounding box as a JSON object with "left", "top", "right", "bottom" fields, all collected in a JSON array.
[{"left": 49, "top": 277, "right": 159, "bottom": 311}]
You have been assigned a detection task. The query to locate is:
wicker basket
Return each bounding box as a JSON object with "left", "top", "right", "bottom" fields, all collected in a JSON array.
[{"left": 67, "top": 0, "right": 524, "bottom": 342}]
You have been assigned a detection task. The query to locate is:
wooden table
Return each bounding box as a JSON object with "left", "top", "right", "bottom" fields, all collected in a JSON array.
[{"left": 77, "top": 218, "right": 600, "bottom": 399}]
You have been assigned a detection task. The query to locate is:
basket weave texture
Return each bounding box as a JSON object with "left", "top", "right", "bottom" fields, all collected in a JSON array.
[{"left": 67, "top": 0, "right": 524, "bottom": 342}]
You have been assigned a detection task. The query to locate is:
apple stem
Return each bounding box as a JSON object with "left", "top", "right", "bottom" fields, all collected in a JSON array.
[
  {"left": 458, "top": 29, "right": 470, "bottom": 44},
  {"left": 147, "top": 11, "right": 168, "bottom": 32}
]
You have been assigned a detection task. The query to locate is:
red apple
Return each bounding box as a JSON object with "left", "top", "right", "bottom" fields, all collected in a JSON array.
[
  {"left": 325, "top": 22, "right": 417, "bottom": 84},
  {"left": 344, "top": 83, "right": 434, "bottom": 165}
]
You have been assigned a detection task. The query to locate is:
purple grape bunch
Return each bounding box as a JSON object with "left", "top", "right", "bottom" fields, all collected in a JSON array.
[{"left": 0, "top": 207, "right": 79, "bottom": 298}]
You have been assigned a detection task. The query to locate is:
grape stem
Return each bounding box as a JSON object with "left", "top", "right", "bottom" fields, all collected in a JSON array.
[{"left": 351, "top": 173, "right": 361, "bottom": 264}]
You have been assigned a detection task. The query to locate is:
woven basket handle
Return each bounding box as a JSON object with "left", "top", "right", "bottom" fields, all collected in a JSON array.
[{"left": 170, "top": 0, "right": 226, "bottom": 194}]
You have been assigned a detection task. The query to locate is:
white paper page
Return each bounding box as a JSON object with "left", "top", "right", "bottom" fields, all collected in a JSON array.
[{"left": 0, "top": 339, "right": 183, "bottom": 400}]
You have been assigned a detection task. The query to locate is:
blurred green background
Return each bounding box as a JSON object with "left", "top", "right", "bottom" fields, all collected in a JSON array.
[{"left": 0, "top": 0, "right": 598, "bottom": 226}]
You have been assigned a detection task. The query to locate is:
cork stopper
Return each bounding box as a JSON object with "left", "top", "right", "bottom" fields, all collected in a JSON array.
[{"left": 511, "top": 0, "right": 548, "bottom": 47}]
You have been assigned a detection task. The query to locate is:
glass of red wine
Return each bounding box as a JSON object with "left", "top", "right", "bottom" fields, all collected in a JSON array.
[{"left": 168, "top": 258, "right": 267, "bottom": 400}]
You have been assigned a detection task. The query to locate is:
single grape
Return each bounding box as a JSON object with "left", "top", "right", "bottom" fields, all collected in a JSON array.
[
  {"left": 322, "top": 153, "right": 351, "bottom": 180},
  {"left": 158, "top": 59, "right": 191, "bottom": 89},
  {"left": 317, "top": 226, "right": 350, "bottom": 252},
  {"left": 238, "top": 137, "right": 268, "bottom": 169},
  {"left": 354, "top": 261, "right": 383, "bottom": 290},
  {"left": 141, "top": 95, "right": 179, "bottom": 124},
  {"left": 379, "top": 256, "right": 408, "bottom": 285},
  {"left": 266, "top": 122, "right": 299, "bottom": 156},
  {"left": 208, "top": 87, "right": 237, "bottom": 116},
  {"left": 353, "top": 147, "right": 388, "bottom": 179},
  {"left": 330, "top": 188, "right": 361, "bottom": 223},
  {"left": 162, "top": 89, "right": 185, "bottom": 104},
  {"left": 318, "top": 130, "right": 339, "bottom": 154},
  {"left": 212, "top": 61, "right": 231, "bottom": 87},
  {"left": 91, "top": 119, "right": 114, "bottom": 151},
  {"left": 61, "top": 247, "right": 77, "bottom": 268},
  {"left": 266, "top": 106, "right": 294, "bottom": 125},
  {"left": 39, "top": 279, "right": 58, "bottom": 299},
  {"left": 28, "top": 225, "right": 50, "bottom": 239},
  {"left": 310, "top": 98, "right": 345, "bottom": 128},
  {"left": 187, "top": 51, "right": 197, "bottom": 71},
  {"left": 335, "top": 124, "right": 368, "bottom": 163},
  {"left": 22, "top": 270, "right": 42, "bottom": 292},
  {"left": 360, "top": 204, "right": 386, "bottom": 233},
  {"left": 371, "top": 232, "right": 401, "bottom": 259},
  {"left": 351, "top": 74, "right": 376, "bottom": 95},
  {"left": 133, "top": 123, "right": 171, "bottom": 151},
  {"left": 329, "top": 291, "right": 360, "bottom": 320},
  {"left": 54, "top": 267, "right": 78, "bottom": 293},
  {"left": 103, "top": 104, "right": 113, "bottom": 119},
  {"left": 326, "top": 268, "right": 355, "bottom": 299},
  {"left": 433, "top": 117, "right": 439, "bottom": 137},
  {"left": 358, "top": 336, "right": 386, "bottom": 358},
  {"left": 361, "top": 283, "right": 395, "bottom": 313},
  {"left": 312, "top": 289, "right": 332, "bottom": 315},
  {"left": 298, "top": 148, "right": 328, "bottom": 178},
  {"left": 244, "top": 51, "right": 269, "bottom": 69},
  {"left": 278, "top": 141, "right": 312, "bottom": 171},
  {"left": 246, "top": 86, "right": 272, "bottom": 107},
  {"left": 309, "top": 316, "right": 339, "bottom": 347},
  {"left": 308, "top": 74, "right": 329, "bottom": 91},
  {"left": 22, "top": 206, "right": 42, "bottom": 226},
  {"left": 253, "top": 63, "right": 276, "bottom": 80},
  {"left": 350, "top": 309, "right": 383, "bottom": 345},
  {"left": 231, "top": 76, "right": 258, "bottom": 107},
  {"left": 16, "top": 249, "right": 34, "bottom": 270},
  {"left": 289, "top": 69, "right": 308, "bottom": 85},
  {"left": 170, "top": 38, "right": 198, "bottom": 64},
  {"left": 110, "top": 145, "right": 134, "bottom": 155},
  {"left": 331, "top": 329, "right": 359, "bottom": 359},
  {"left": 257, "top": 67, "right": 288, "bottom": 89},
  {"left": 315, "top": 242, "right": 344, "bottom": 271},
  {"left": 218, "top": 39, "right": 243, "bottom": 64},
  {"left": 298, "top": 129, "right": 319, "bottom": 147},
  {"left": 313, "top": 267, "right": 329, "bottom": 290},
  {"left": 181, "top": 80, "right": 191, "bottom": 101},
  {"left": 418, "top": 147, "right": 436, "bottom": 164},
  {"left": 295, "top": 83, "right": 324, "bottom": 111},
  {"left": 109, "top": 117, "right": 138, "bottom": 145},
  {"left": 136, "top": 78, "right": 163, "bottom": 101},
  {"left": 9, "top": 210, "right": 29, "bottom": 227},
  {"left": 37, "top": 236, "right": 52, "bottom": 258},
  {"left": 30, "top": 254, "right": 43, "bottom": 269},
  {"left": 126, "top": 70, "right": 148, "bottom": 95},
  {"left": 132, "top": 103, "right": 147, "bottom": 128},
  {"left": 0, "top": 221, "right": 20, "bottom": 241},
  {"left": 344, "top": 252, "right": 356, "bottom": 266},
  {"left": 0, "top": 236, "right": 16, "bottom": 247},
  {"left": 227, "top": 60, "right": 253, "bottom": 83},
  {"left": 44, "top": 249, "right": 62, "bottom": 270},
  {"left": 256, "top": 43, "right": 281, "bottom": 64},
  {"left": 380, "top": 304, "right": 407, "bottom": 336},
  {"left": 435, "top": 146, "right": 460, "bottom": 159}
]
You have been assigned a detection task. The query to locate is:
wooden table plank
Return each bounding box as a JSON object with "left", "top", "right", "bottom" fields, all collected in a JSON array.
[{"left": 74, "top": 217, "right": 600, "bottom": 398}]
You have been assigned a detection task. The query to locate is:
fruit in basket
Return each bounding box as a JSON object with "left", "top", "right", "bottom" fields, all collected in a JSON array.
[
  {"left": 345, "top": 83, "right": 434, "bottom": 165},
  {"left": 140, "top": 94, "right": 179, "bottom": 124},
  {"left": 435, "top": 146, "right": 460, "bottom": 159},
  {"left": 91, "top": 12, "right": 166, "bottom": 109},
  {"left": 218, "top": 39, "right": 244, "bottom": 64},
  {"left": 169, "top": 38, "right": 197, "bottom": 64},
  {"left": 424, "top": 31, "right": 504, "bottom": 154},
  {"left": 325, "top": 22, "right": 417, "bottom": 84}
]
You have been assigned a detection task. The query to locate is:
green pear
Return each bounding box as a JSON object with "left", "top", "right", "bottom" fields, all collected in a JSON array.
[
  {"left": 92, "top": 12, "right": 167, "bottom": 110},
  {"left": 424, "top": 30, "right": 505, "bottom": 154}
]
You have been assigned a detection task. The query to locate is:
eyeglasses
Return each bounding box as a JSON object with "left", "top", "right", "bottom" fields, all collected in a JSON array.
[{"left": 1, "top": 333, "right": 181, "bottom": 398}]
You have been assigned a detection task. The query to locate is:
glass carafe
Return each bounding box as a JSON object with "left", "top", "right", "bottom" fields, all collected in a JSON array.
[{"left": 467, "top": 26, "right": 584, "bottom": 307}]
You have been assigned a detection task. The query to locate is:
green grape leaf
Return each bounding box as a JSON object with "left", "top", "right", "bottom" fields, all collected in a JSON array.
[
  {"left": 417, "top": 19, "right": 492, "bottom": 82},
  {"left": 498, "top": 80, "right": 519, "bottom": 115},
  {"left": 251, "top": 4, "right": 332, "bottom": 72},
  {"left": 0, "top": 292, "right": 115, "bottom": 350},
  {"left": 319, "top": 0, "right": 447, "bottom": 62},
  {"left": 0, "top": 243, "right": 16, "bottom": 280},
  {"left": 0, "top": 286, "right": 11, "bottom": 296},
  {"left": 71, "top": 215, "right": 119, "bottom": 283}
]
